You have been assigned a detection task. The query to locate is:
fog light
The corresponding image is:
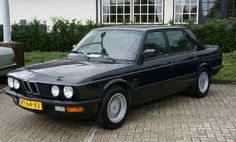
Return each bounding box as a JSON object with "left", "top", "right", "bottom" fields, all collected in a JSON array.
[
  {"left": 66, "top": 106, "right": 84, "bottom": 112},
  {"left": 13, "top": 79, "right": 20, "bottom": 89},
  {"left": 55, "top": 106, "right": 65, "bottom": 112},
  {"left": 7, "top": 77, "right": 14, "bottom": 88}
]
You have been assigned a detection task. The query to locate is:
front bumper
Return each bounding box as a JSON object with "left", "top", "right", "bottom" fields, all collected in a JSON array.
[{"left": 4, "top": 88, "right": 101, "bottom": 118}]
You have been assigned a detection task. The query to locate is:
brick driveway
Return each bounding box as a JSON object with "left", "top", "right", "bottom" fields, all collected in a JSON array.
[{"left": 0, "top": 84, "right": 236, "bottom": 142}]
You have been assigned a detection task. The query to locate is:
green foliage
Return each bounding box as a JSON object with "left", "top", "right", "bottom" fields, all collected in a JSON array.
[
  {"left": 168, "top": 19, "right": 175, "bottom": 26},
  {"left": 191, "top": 19, "right": 236, "bottom": 52},
  {"left": 213, "top": 51, "right": 236, "bottom": 81},
  {"left": 25, "top": 51, "right": 67, "bottom": 65},
  {"left": 185, "top": 17, "right": 196, "bottom": 28},
  {"left": 7, "top": 18, "right": 100, "bottom": 52},
  {"left": 0, "top": 18, "right": 236, "bottom": 52},
  {"left": 12, "top": 19, "right": 49, "bottom": 52}
]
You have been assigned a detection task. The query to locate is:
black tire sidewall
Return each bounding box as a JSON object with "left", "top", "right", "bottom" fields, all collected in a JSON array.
[
  {"left": 194, "top": 68, "right": 211, "bottom": 98},
  {"left": 98, "top": 86, "right": 129, "bottom": 129}
]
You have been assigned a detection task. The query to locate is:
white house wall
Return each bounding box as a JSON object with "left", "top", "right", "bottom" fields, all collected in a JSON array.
[
  {"left": 0, "top": 0, "right": 97, "bottom": 26},
  {"left": 164, "top": 0, "right": 174, "bottom": 24},
  {"left": 0, "top": 0, "right": 201, "bottom": 26}
]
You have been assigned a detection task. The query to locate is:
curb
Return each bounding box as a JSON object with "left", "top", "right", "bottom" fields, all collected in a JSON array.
[{"left": 212, "top": 80, "right": 236, "bottom": 85}]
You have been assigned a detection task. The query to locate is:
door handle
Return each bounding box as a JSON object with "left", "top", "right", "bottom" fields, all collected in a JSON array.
[
  {"left": 192, "top": 55, "right": 197, "bottom": 59},
  {"left": 167, "top": 60, "right": 174, "bottom": 68},
  {"left": 167, "top": 59, "right": 173, "bottom": 64}
]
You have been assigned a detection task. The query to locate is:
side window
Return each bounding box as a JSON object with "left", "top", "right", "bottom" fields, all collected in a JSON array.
[
  {"left": 184, "top": 32, "right": 195, "bottom": 51},
  {"left": 166, "top": 30, "right": 195, "bottom": 53},
  {"left": 144, "top": 32, "right": 167, "bottom": 57}
]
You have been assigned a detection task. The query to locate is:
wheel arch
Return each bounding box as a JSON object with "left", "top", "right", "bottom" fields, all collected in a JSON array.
[
  {"left": 103, "top": 78, "right": 133, "bottom": 105},
  {"left": 198, "top": 63, "right": 212, "bottom": 75}
]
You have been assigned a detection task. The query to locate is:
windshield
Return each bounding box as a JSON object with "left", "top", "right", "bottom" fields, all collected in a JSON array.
[{"left": 74, "top": 30, "right": 143, "bottom": 61}]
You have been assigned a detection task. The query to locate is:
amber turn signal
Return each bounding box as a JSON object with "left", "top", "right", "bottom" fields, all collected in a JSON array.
[{"left": 66, "top": 106, "right": 84, "bottom": 112}]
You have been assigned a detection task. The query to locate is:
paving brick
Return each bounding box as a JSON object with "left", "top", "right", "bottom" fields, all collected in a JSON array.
[{"left": 0, "top": 84, "right": 236, "bottom": 142}]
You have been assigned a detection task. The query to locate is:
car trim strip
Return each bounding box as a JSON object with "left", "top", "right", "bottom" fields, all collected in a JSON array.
[{"left": 133, "top": 73, "right": 195, "bottom": 90}]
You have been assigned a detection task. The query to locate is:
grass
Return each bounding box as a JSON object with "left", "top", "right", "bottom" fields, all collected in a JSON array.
[
  {"left": 25, "top": 51, "right": 236, "bottom": 81},
  {"left": 25, "top": 52, "right": 68, "bottom": 65},
  {"left": 212, "top": 51, "right": 236, "bottom": 81}
]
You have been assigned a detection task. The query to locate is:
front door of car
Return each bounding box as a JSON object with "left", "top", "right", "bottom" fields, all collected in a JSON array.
[
  {"left": 132, "top": 31, "right": 174, "bottom": 105},
  {"left": 164, "top": 30, "right": 199, "bottom": 92}
]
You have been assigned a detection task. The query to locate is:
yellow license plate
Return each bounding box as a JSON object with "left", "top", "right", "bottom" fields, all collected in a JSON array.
[{"left": 18, "top": 98, "right": 43, "bottom": 110}]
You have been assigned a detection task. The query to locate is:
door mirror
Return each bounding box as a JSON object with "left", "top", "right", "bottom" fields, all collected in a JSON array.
[
  {"left": 143, "top": 49, "right": 155, "bottom": 59},
  {"left": 72, "top": 44, "right": 77, "bottom": 50}
]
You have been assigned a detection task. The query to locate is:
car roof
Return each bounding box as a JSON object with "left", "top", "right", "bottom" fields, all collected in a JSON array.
[{"left": 94, "top": 25, "right": 187, "bottom": 32}]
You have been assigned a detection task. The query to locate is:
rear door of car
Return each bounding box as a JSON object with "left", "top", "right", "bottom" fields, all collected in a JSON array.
[{"left": 164, "top": 29, "right": 199, "bottom": 92}]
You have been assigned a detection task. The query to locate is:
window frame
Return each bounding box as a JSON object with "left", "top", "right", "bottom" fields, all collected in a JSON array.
[
  {"left": 174, "top": 0, "right": 199, "bottom": 24},
  {"left": 76, "top": 29, "right": 146, "bottom": 62},
  {"left": 133, "top": 0, "right": 164, "bottom": 24},
  {"left": 201, "top": 0, "right": 222, "bottom": 19},
  {"left": 142, "top": 29, "right": 169, "bottom": 61},
  {"left": 102, "top": 0, "right": 132, "bottom": 24},
  {"left": 165, "top": 29, "right": 197, "bottom": 56},
  {"left": 101, "top": 0, "right": 164, "bottom": 24},
  {"left": 227, "top": 0, "right": 236, "bottom": 17}
]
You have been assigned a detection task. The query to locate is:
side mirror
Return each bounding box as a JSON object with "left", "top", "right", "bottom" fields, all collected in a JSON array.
[
  {"left": 143, "top": 49, "right": 155, "bottom": 59},
  {"left": 101, "top": 32, "right": 106, "bottom": 38},
  {"left": 72, "top": 44, "right": 77, "bottom": 50}
]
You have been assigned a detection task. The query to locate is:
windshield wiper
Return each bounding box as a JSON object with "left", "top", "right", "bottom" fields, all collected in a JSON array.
[
  {"left": 70, "top": 50, "right": 88, "bottom": 58},
  {"left": 77, "top": 42, "right": 101, "bottom": 49},
  {"left": 87, "top": 52, "right": 116, "bottom": 63},
  {"left": 71, "top": 50, "right": 83, "bottom": 54}
]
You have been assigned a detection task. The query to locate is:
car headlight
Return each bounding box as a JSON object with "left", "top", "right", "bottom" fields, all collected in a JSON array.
[
  {"left": 7, "top": 77, "right": 14, "bottom": 88},
  {"left": 63, "top": 86, "right": 73, "bottom": 99},
  {"left": 51, "top": 85, "right": 60, "bottom": 97},
  {"left": 13, "top": 79, "right": 20, "bottom": 89}
]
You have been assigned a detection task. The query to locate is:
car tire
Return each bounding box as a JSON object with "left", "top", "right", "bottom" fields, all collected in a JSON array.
[
  {"left": 190, "top": 68, "right": 211, "bottom": 98},
  {"left": 97, "top": 86, "right": 129, "bottom": 130}
]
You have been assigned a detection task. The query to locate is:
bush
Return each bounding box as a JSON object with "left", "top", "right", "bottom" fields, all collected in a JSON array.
[
  {"left": 49, "top": 18, "right": 99, "bottom": 51},
  {"left": 12, "top": 19, "right": 49, "bottom": 52},
  {"left": 0, "top": 18, "right": 235, "bottom": 52},
  {"left": 3, "top": 18, "right": 100, "bottom": 52},
  {"left": 191, "top": 19, "right": 236, "bottom": 52}
]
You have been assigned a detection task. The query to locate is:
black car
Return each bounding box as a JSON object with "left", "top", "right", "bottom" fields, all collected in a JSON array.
[{"left": 5, "top": 26, "right": 223, "bottom": 129}]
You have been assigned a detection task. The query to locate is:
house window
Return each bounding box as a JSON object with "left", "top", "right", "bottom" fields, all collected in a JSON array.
[
  {"left": 174, "top": 0, "right": 198, "bottom": 23},
  {"left": 133, "top": 0, "right": 163, "bottom": 24},
  {"left": 227, "top": 0, "right": 236, "bottom": 17},
  {"left": 102, "top": 0, "right": 163, "bottom": 24},
  {"left": 201, "top": 0, "right": 221, "bottom": 18},
  {"left": 102, "top": 0, "right": 131, "bottom": 24}
]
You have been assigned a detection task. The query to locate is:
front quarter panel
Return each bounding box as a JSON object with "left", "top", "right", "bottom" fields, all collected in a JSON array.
[{"left": 73, "top": 64, "right": 136, "bottom": 100}]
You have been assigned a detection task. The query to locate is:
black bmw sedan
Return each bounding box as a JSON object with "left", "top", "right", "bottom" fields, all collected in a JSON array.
[{"left": 5, "top": 25, "right": 223, "bottom": 129}]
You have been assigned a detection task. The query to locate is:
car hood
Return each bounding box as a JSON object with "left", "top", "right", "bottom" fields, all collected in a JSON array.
[{"left": 8, "top": 57, "right": 131, "bottom": 85}]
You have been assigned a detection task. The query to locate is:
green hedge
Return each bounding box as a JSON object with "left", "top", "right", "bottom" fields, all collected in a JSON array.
[
  {"left": 10, "top": 18, "right": 100, "bottom": 52},
  {"left": 191, "top": 19, "right": 236, "bottom": 52},
  {"left": 0, "top": 18, "right": 236, "bottom": 52}
]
